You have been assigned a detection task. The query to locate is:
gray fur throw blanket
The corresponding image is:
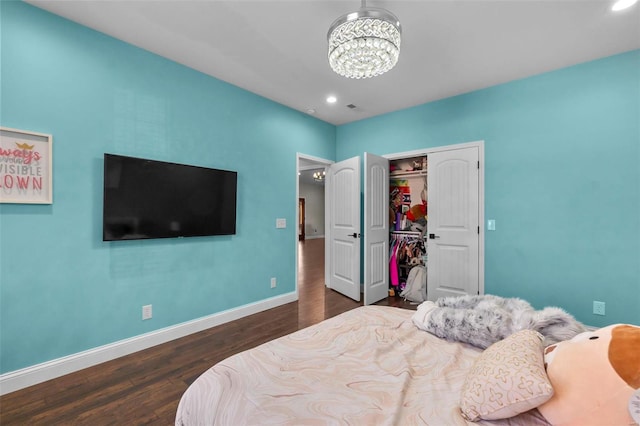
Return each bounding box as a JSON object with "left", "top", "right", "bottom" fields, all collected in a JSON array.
[{"left": 412, "top": 294, "right": 587, "bottom": 349}]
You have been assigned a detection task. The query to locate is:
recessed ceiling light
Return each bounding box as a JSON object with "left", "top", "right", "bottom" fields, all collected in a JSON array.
[
  {"left": 326, "top": 96, "right": 337, "bottom": 104},
  {"left": 306, "top": 108, "right": 316, "bottom": 114},
  {"left": 612, "top": 0, "right": 637, "bottom": 11}
]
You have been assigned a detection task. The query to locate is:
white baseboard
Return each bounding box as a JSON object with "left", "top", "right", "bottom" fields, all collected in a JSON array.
[{"left": 0, "top": 292, "right": 297, "bottom": 396}]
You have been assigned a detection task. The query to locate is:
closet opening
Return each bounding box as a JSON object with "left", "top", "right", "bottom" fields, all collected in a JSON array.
[{"left": 389, "top": 155, "right": 428, "bottom": 302}]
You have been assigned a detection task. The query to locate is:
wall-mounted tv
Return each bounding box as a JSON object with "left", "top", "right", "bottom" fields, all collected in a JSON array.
[{"left": 103, "top": 154, "right": 237, "bottom": 241}]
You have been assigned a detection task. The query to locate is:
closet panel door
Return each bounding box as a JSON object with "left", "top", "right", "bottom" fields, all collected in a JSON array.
[
  {"left": 364, "top": 152, "right": 389, "bottom": 305},
  {"left": 427, "top": 146, "right": 479, "bottom": 300}
]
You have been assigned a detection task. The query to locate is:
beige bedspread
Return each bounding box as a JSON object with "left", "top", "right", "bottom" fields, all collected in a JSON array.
[{"left": 176, "top": 305, "right": 549, "bottom": 425}]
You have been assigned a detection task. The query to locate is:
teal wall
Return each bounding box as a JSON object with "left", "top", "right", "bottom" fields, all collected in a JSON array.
[
  {"left": 0, "top": 2, "right": 335, "bottom": 374},
  {"left": 337, "top": 50, "right": 640, "bottom": 327}
]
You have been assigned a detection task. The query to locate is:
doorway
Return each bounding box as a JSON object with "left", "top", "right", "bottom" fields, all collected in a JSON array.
[{"left": 295, "top": 153, "right": 333, "bottom": 304}]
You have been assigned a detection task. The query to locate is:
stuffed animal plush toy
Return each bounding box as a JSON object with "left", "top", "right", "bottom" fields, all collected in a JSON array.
[
  {"left": 538, "top": 323, "right": 640, "bottom": 426},
  {"left": 405, "top": 202, "right": 426, "bottom": 222}
]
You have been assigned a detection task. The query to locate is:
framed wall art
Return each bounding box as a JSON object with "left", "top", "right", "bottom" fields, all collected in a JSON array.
[{"left": 0, "top": 127, "right": 53, "bottom": 204}]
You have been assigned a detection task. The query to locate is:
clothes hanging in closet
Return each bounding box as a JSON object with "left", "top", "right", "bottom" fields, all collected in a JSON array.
[{"left": 389, "top": 233, "right": 426, "bottom": 292}]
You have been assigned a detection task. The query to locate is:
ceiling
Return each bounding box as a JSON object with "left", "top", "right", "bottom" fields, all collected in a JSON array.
[
  {"left": 298, "top": 157, "right": 329, "bottom": 184},
  {"left": 27, "top": 1, "right": 640, "bottom": 126},
  {"left": 299, "top": 168, "right": 327, "bottom": 186}
]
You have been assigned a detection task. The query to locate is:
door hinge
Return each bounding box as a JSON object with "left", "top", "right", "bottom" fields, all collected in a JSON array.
[
  {"left": 477, "top": 226, "right": 480, "bottom": 234},
  {"left": 477, "top": 161, "right": 480, "bottom": 169}
]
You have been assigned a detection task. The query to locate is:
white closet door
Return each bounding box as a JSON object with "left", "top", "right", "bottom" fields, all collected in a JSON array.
[
  {"left": 364, "top": 152, "right": 389, "bottom": 305},
  {"left": 427, "top": 146, "right": 480, "bottom": 300}
]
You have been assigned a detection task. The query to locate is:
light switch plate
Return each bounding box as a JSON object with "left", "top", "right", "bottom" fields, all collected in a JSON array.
[
  {"left": 276, "top": 218, "right": 286, "bottom": 229},
  {"left": 487, "top": 219, "right": 496, "bottom": 231}
]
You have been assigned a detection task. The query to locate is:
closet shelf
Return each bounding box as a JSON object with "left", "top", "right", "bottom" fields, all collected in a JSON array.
[
  {"left": 391, "top": 230, "right": 423, "bottom": 235},
  {"left": 390, "top": 170, "right": 427, "bottom": 178}
]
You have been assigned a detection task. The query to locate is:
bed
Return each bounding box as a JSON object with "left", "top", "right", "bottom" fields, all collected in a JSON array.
[{"left": 176, "top": 305, "right": 551, "bottom": 425}]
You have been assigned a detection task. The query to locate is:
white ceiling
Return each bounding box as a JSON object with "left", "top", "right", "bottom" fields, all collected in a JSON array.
[
  {"left": 299, "top": 168, "right": 327, "bottom": 186},
  {"left": 27, "top": 0, "right": 640, "bottom": 126}
]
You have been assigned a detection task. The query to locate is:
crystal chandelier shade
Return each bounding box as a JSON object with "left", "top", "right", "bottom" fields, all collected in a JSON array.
[{"left": 327, "top": 2, "right": 401, "bottom": 79}]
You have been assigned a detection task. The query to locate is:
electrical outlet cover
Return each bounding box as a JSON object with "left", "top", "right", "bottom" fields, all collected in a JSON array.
[
  {"left": 593, "top": 301, "right": 605, "bottom": 316},
  {"left": 142, "top": 304, "right": 153, "bottom": 320}
]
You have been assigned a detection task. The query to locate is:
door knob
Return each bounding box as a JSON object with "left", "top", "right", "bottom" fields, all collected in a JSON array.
[
  {"left": 428, "top": 233, "right": 440, "bottom": 239},
  {"left": 349, "top": 233, "right": 361, "bottom": 238}
]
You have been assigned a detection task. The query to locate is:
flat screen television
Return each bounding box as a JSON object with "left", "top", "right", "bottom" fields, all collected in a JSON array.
[{"left": 103, "top": 154, "right": 237, "bottom": 241}]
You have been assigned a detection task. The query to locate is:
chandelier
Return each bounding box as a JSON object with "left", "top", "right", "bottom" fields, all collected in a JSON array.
[
  {"left": 327, "top": 0, "right": 402, "bottom": 79},
  {"left": 313, "top": 170, "right": 326, "bottom": 182}
]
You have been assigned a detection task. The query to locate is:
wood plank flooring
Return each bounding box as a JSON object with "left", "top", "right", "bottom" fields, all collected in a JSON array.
[{"left": 0, "top": 238, "right": 415, "bottom": 425}]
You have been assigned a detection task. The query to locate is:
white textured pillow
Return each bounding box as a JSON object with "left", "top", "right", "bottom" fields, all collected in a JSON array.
[{"left": 460, "top": 329, "right": 554, "bottom": 421}]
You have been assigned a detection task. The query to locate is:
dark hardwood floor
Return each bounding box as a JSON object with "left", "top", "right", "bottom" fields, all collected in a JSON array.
[{"left": 0, "top": 238, "right": 415, "bottom": 425}]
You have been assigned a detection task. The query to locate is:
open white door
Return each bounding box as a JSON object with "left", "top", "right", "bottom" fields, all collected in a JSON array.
[
  {"left": 328, "top": 156, "right": 361, "bottom": 301},
  {"left": 364, "top": 153, "right": 389, "bottom": 305},
  {"left": 427, "top": 146, "right": 480, "bottom": 300}
]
